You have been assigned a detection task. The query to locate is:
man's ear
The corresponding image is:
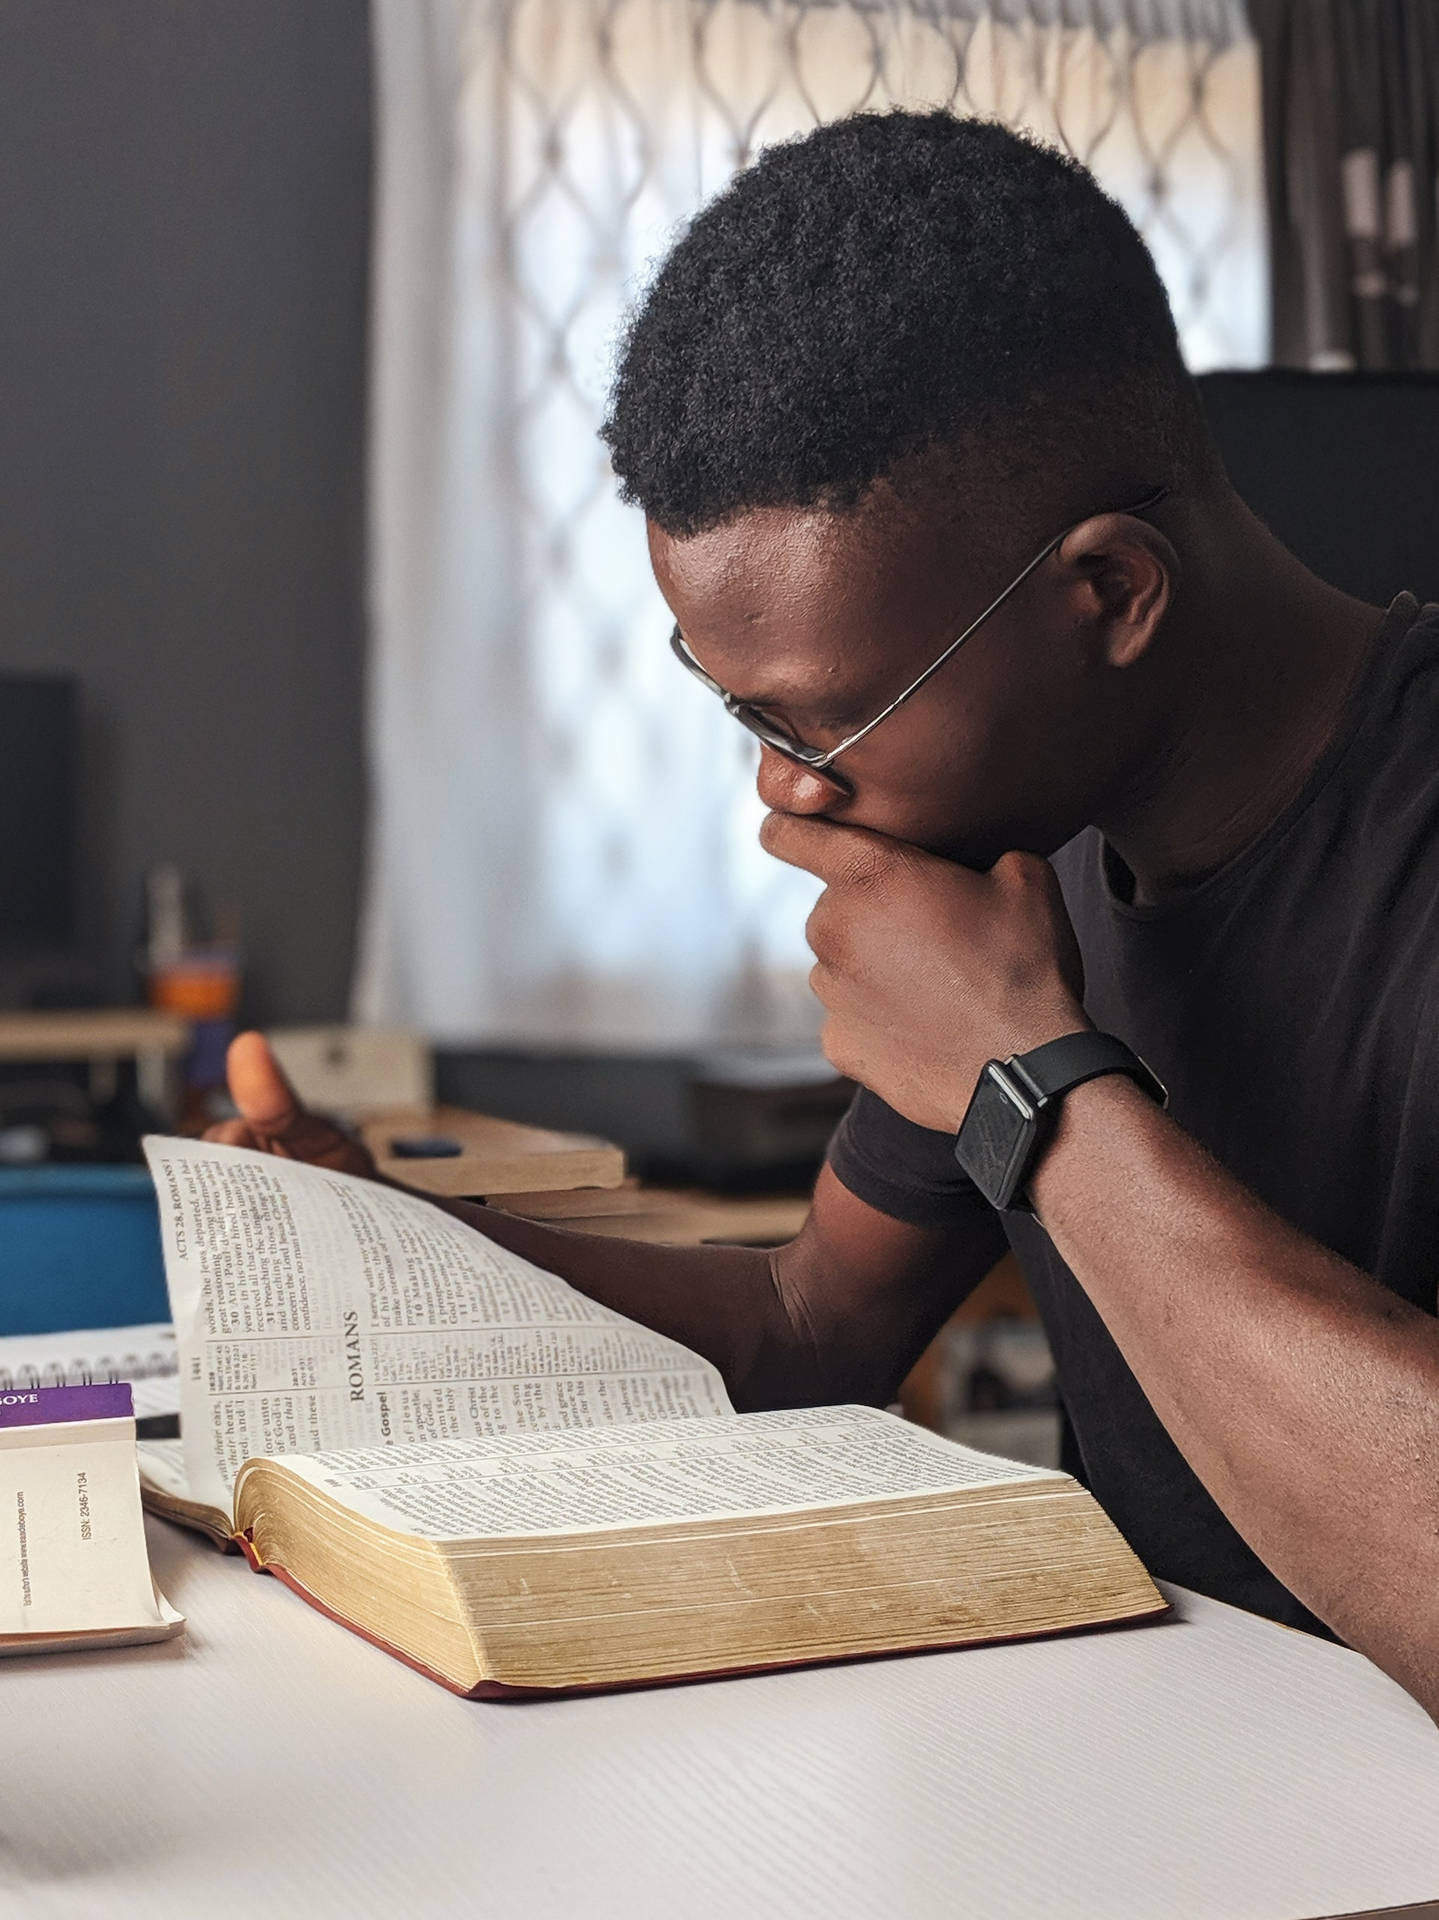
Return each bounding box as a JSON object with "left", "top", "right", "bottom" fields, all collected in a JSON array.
[{"left": 1058, "top": 514, "right": 1177, "bottom": 671}]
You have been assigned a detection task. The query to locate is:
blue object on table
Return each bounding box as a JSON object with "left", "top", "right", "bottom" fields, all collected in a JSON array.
[{"left": 0, "top": 1166, "right": 169, "bottom": 1335}]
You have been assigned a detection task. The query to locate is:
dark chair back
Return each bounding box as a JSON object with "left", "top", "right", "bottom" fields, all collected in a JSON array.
[{"left": 1198, "top": 370, "right": 1439, "bottom": 607}]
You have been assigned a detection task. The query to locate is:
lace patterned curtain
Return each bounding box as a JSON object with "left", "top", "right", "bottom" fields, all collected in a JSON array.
[{"left": 356, "top": 0, "right": 1265, "bottom": 1047}]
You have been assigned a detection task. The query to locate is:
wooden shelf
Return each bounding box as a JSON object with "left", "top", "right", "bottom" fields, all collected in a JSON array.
[
  {"left": 0, "top": 1009, "right": 190, "bottom": 1061},
  {"left": 0, "top": 1008, "right": 193, "bottom": 1118}
]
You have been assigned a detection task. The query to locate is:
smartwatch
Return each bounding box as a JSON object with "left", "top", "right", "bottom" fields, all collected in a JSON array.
[{"left": 953, "top": 1030, "right": 1166, "bottom": 1212}]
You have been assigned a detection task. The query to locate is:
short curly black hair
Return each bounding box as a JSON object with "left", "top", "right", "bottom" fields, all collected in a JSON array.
[{"left": 602, "top": 110, "right": 1212, "bottom": 538}]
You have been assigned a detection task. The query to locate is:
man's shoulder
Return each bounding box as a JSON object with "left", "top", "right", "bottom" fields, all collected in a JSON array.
[{"left": 827, "top": 1085, "right": 996, "bottom": 1228}]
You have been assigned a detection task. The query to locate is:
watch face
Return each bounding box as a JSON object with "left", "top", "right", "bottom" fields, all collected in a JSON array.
[{"left": 955, "top": 1065, "right": 1035, "bottom": 1209}]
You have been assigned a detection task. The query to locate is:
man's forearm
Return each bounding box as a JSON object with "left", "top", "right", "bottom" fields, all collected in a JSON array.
[
  {"left": 425, "top": 1197, "right": 829, "bottom": 1410},
  {"left": 1030, "top": 1077, "right": 1439, "bottom": 1717},
  {"left": 416, "top": 1166, "right": 977, "bottom": 1414}
]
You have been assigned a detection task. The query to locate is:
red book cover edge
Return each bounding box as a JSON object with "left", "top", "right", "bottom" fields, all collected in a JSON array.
[{"left": 232, "top": 1529, "right": 1171, "bottom": 1703}]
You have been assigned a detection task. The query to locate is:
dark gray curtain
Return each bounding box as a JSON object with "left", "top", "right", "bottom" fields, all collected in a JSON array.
[{"left": 1253, "top": 0, "right": 1439, "bottom": 369}]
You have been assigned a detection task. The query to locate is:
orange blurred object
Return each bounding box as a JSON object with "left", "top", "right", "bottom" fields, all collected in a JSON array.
[{"left": 147, "top": 951, "right": 241, "bottom": 1020}]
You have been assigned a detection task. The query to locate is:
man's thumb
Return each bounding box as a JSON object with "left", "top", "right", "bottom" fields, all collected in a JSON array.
[{"left": 226, "top": 1031, "right": 302, "bottom": 1129}]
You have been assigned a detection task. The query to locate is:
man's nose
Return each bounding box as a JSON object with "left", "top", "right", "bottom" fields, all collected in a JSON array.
[{"left": 755, "top": 744, "right": 844, "bottom": 816}]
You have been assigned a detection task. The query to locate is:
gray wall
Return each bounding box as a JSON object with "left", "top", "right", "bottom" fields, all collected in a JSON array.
[{"left": 0, "top": 1, "right": 371, "bottom": 1023}]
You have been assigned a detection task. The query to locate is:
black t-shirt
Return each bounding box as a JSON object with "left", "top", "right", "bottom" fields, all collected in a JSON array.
[{"left": 828, "top": 593, "right": 1439, "bottom": 1634}]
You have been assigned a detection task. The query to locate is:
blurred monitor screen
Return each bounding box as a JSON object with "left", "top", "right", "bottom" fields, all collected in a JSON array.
[{"left": 0, "top": 676, "right": 75, "bottom": 949}]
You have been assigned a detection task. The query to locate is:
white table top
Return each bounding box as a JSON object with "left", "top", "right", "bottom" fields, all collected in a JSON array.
[{"left": 5, "top": 1517, "right": 1438, "bottom": 1920}]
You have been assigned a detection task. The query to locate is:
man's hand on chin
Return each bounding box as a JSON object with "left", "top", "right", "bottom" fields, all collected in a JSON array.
[
  {"left": 760, "top": 810, "right": 1090, "bottom": 1133},
  {"left": 204, "top": 1030, "right": 380, "bottom": 1181}
]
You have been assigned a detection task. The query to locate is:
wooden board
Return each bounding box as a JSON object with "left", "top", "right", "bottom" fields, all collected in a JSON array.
[
  {"left": 361, "top": 1105, "right": 625, "bottom": 1198},
  {"left": 267, "top": 1025, "right": 432, "bottom": 1115}
]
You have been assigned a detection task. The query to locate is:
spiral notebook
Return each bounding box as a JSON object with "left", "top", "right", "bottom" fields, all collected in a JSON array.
[{"left": 0, "top": 1323, "right": 179, "bottom": 1428}]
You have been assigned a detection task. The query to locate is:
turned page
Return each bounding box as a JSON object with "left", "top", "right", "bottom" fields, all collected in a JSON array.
[
  {"left": 142, "top": 1137, "right": 732, "bottom": 1514},
  {"left": 250, "top": 1404, "right": 1066, "bottom": 1541}
]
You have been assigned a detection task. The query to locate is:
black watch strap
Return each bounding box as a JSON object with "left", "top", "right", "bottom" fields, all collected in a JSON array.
[
  {"left": 1005, "top": 1031, "right": 1166, "bottom": 1110},
  {"left": 953, "top": 1030, "right": 1166, "bottom": 1213}
]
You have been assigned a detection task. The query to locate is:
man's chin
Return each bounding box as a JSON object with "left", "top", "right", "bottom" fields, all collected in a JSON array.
[
  {"left": 827, "top": 802, "right": 1073, "bottom": 869},
  {"left": 920, "top": 826, "right": 1070, "bottom": 870}
]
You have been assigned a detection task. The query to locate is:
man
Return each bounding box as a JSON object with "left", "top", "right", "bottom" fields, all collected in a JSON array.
[{"left": 215, "top": 113, "right": 1439, "bottom": 1718}]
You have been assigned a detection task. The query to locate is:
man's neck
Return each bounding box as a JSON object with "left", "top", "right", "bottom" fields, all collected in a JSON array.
[{"left": 1099, "top": 492, "right": 1388, "bottom": 906}]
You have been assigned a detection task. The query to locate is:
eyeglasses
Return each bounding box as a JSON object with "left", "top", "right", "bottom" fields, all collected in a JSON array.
[{"left": 670, "top": 484, "right": 1169, "bottom": 797}]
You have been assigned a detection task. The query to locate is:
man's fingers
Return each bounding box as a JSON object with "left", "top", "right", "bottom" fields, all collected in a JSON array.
[
  {"left": 759, "top": 809, "right": 890, "bottom": 883},
  {"left": 226, "top": 1031, "right": 303, "bottom": 1130},
  {"left": 203, "top": 1119, "right": 260, "bottom": 1149}
]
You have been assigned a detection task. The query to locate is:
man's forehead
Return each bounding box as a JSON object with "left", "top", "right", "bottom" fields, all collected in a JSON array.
[
  {"left": 649, "top": 504, "right": 852, "bottom": 602},
  {"left": 649, "top": 499, "right": 977, "bottom": 639}
]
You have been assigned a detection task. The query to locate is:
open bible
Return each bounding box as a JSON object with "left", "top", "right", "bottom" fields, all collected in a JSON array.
[{"left": 138, "top": 1137, "right": 1166, "bottom": 1696}]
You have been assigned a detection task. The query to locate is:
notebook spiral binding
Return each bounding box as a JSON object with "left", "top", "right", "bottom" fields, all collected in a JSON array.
[{"left": 0, "top": 1348, "right": 178, "bottom": 1393}]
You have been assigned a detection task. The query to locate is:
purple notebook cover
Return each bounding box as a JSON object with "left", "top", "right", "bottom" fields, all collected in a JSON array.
[{"left": 0, "top": 1382, "right": 134, "bottom": 1429}]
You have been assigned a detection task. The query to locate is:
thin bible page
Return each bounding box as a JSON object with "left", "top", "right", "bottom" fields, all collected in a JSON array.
[
  {"left": 143, "top": 1137, "right": 732, "bottom": 1512},
  {"left": 135, "top": 1438, "right": 191, "bottom": 1500},
  {"left": 261, "top": 1404, "right": 1063, "bottom": 1540}
]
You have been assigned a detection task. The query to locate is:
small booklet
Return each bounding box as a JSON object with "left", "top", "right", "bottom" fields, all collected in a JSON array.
[
  {"left": 0, "top": 1382, "right": 184, "bottom": 1656},
  {"left": 138, "top": 1136, "right": 1165, "bottom": 1696}
]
